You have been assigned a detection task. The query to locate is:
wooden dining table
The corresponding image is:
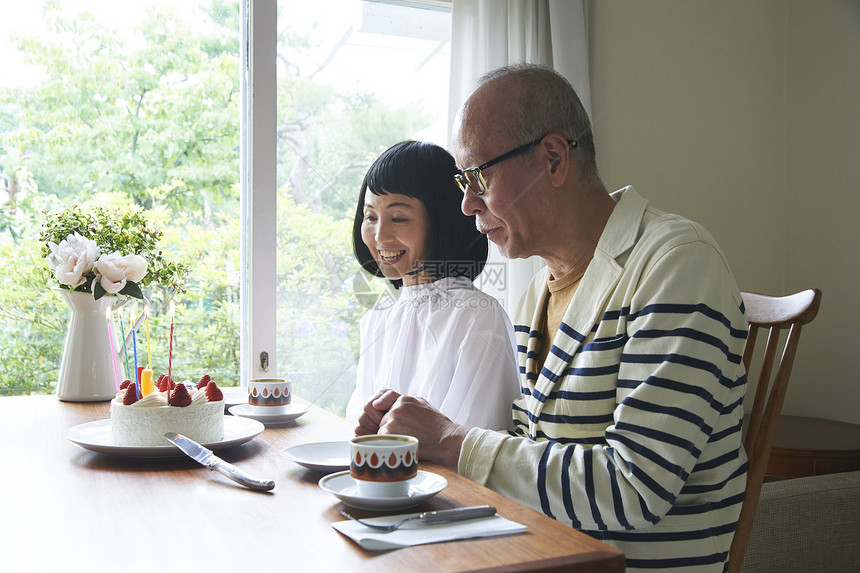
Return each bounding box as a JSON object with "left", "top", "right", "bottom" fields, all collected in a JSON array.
[{"left": 0, "top": 394, "right": 624, "bottom": 572}]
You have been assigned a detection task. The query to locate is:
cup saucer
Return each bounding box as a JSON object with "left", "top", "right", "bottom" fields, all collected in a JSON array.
[
  {"left": 228, "top": 403, "right": 308, "bottom": 424},
  {"left": 281, "top": 441, "right": 350, "bottom": 472},
  {"left": 319, "top": 470, "right": 447, "bottom": 511}
]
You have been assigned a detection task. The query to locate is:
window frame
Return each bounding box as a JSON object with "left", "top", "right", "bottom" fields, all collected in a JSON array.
[
  {"left": 242, "top": 0, "right": 278, "bottom": 384},
  {"left": 242, "top": 0, "right": 454, "bottom": 387}
]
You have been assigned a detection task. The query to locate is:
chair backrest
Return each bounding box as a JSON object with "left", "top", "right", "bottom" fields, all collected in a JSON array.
[{"left": 728, "top": 288, "right": 822, "bottom": 573}]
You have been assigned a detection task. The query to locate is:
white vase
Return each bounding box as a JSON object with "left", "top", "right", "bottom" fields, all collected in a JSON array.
[{"left": 55, "top": 289, "right": 128, "bottom": 402}]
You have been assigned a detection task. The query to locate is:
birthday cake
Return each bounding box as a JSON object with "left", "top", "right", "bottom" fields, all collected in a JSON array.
[{"left": 110, "top": 374, "right": 225, "bottom": 447}]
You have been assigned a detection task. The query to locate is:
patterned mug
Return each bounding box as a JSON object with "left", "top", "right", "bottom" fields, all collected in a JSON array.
[
  {"left": 248, "top": 378, "right": 291, "bottom": 414},
  {"left": 350, "top": 434, "right": 419, "bottom": 498}
]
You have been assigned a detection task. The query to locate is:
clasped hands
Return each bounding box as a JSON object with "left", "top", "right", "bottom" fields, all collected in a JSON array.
[{"left": 354, "top": 389, "right": 470, "bottom": 471}]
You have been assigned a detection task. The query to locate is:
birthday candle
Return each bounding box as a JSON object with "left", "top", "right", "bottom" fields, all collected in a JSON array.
[
  {"left": 118, "top": 307, "right": 131, "bottom": 380},
  {"left": 132, "top": 329, "right": 140, "bottom": 399},
  {"left": 105, "top": 307, "right": 120, "bottom": 392},
  {"left": 168, "top": 300, "right": 175, "bottom": 389}
]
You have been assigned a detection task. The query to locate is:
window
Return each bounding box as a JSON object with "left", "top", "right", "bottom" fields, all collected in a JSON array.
[
  {"left": 1, "top": 0, "right": 243, "bottom": 395},
  {"left": 0, "top": 0, "right": 452, "bottom": 417},
  {"left": 271, "top": 0, "right": 452, "bottom": 415}
]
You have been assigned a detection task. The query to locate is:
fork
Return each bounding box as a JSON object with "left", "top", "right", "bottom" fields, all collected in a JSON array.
[{"left": 340, "top": 505, "right": 497, "bottom": 533}]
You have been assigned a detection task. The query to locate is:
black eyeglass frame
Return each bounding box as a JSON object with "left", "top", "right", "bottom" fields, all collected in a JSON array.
[{"left": 454, "top": 135, "right": 577, "bottom": 196}]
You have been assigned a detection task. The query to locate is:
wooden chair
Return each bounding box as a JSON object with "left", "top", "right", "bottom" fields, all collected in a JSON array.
[{"left": 728, "top": 288, "right": 822, "bottom": 573}]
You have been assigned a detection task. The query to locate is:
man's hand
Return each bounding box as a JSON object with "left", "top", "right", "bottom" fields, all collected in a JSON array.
[
  {"left": 354, "top": 390, "right": 470, "bottom": 471},
  {"left": 355, "top": 388, "right": 399, "bottom": 436}
]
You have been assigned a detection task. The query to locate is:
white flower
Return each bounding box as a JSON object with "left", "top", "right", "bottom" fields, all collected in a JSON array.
[
  {"left": 46, "top": 233, "right": 100, "bottom": 288},
  {"left": 94, "top": 252, "right": 148, "bottom": 294}
]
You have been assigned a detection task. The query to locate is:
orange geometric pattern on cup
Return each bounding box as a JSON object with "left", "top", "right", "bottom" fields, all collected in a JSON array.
[
  {"left": 249, "top": 382, "right": 291, "bottom": 407},
  {"left": 350, "top": 449, "right": 418, "bottom": 483}
]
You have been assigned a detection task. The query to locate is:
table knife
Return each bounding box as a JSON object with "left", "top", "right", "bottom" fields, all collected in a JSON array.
[{"left": 164, "top": 432, "right": 275, "bottom": 491}]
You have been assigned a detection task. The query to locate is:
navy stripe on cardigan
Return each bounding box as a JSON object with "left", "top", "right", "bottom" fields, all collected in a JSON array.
[
  {"left": 610, "top": 432, "right": 690, "bottom": 480},
  {"left": 560, "top": 363, "right": 621, "bottom": 378},
  {"left": 537, "top": 411, "right": 615, "bottom": 426},
  {"left": 620, "top": 396, "right": 713, "bottom": 433},
  {"left": 530, "top": 385, "right": 616, "bottom": 403},
  {"left": 583, "top": 448, "right": 607, "bottom": 530},
  {"left": 623, "top": 551, "right": 729, "bottom": 570},
  {"left": 604, "top": 450, "right": 634, "bottom": 530},
  {"left": 593, "top": 520, "right": 736, "bottom": 542},
  {"left": 708, "top": 417, "right": 743, "bottom": 444},
  {"left": 537, "top": 441, "right": 555, "bottom": 519},
  {"left": 629, "top": 461, "right": 676, "bottom": 504},
  {"left": 679, "top": 461, "right": 748, "bottom": 496},
  {"left": 617, "top": 375, "right": 716, "bottom": 405},
  {"left": 692, "top": 449, "right": 743, "bottom": 474},
  {"left": 558, "top": 320, "right": 587, "bottom": 342},
  {"left": 631, "top": 326, "right": 742, "bottom": 364},
  {"left": 533, "top": 430, "right": 607, "bottom": 446},
  {"left": 611, "top": 421, "right": 702, "bottom": 458},
  {"left": 627, "top": 302, "right": 748, "bottom": 340},
  {"left": 549, "top": 388, "right": 617, "bottom": 401},
  {"left": 667, "top": 491, "right": 746, "bottom": 516},
  {"left": 561, "top": 446, "right": 582, "bottom": 529}
]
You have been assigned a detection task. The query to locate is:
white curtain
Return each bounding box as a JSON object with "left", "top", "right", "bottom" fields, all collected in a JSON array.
[{"left": 448, "top": 0, "right": 591, "bottom": 313}]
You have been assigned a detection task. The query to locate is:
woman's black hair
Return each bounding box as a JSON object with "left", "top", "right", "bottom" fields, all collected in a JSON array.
[{"left": 353, "top": 141, "right": 488, "bottom": 289}]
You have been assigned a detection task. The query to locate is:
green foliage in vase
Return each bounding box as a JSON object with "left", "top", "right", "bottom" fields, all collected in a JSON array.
[{"left": 41, "top": 205, "right": 189, "bottom": 299}]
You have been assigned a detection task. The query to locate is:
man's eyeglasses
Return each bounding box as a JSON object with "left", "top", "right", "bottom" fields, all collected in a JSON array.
[{"left": 454, "top": 135, "right": 577, "bottom": 196}]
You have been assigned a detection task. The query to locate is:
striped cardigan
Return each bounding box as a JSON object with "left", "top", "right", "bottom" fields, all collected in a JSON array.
[{"left": 459, "top": 187, "right": 749, "bottom": 571}]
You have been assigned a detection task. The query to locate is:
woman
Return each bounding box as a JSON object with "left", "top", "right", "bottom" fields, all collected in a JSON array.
[{"left": 347, "top": 140, "right": 520, "bottom": 430}]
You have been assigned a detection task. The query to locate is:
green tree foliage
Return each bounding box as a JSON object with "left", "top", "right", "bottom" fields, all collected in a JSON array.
[{"left": 0, "top": 1, "right": 433, "bottom": 413}]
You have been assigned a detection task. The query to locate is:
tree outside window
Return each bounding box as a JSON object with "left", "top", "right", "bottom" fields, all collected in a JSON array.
[{"left": 0, "top": 0, "right": 450, "bottom": 417}]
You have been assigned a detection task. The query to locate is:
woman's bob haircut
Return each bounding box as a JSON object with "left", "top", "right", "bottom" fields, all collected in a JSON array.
[{"left": 353, "top": 140, "right": 488, "bottom": 289}]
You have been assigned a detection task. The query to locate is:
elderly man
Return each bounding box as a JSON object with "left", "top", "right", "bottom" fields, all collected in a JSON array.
[{"left": 357, "top": 64, "right": 749, "bottom": 572}]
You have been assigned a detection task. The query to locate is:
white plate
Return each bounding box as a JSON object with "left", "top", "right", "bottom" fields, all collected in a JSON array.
[
  {"left": 319, "top": 470, "right": 447, "bottom": 511},
  {"left": 281, "top": 441, "right": 350, "bottom": 472},
  {"left": 221, "top": 387, "right": 249, "bottom": 409},
  {"left": 228, "top": 403, "right": 308, "bottom": 424},
  {"left": 65, "top": 416, "right": 265, "bottom": 458}
]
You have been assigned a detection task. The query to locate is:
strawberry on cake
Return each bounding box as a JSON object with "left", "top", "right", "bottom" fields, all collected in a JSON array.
[{"left": 110, "top": 374, "right": 225, "bottom": 447}]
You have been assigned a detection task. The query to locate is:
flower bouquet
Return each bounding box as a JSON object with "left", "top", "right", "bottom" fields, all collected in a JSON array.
[
  {"left": 41, "top": 206, "right": 187, "bottom": 300},
  {"left": 40, "top": 206, "right": 188, "bottom": 401}
]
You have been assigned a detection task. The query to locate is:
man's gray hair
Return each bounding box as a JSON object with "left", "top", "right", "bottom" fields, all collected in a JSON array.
[{"left": 478, "top": 63, "right": 597, "bottom": 175}]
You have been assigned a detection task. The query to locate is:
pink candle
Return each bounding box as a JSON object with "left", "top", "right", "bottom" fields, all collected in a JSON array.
[
  {"left": 168, "top": 300, "right": 175, "bottom": 386},
  {"left": 105, "top": 307, "right": 121, "bottom": 392}
]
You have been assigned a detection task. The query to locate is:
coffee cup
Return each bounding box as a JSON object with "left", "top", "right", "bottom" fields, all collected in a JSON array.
[
  {"left": 248, "top": 378, "right": 291, "bottom": 414},
  {"left": 350, "top": 434, "right": 418, "bottom": 498}
]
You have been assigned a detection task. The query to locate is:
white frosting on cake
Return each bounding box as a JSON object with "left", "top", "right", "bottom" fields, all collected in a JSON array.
[{"left": 110, "top": 387, "right": 224, "bottom": 447}]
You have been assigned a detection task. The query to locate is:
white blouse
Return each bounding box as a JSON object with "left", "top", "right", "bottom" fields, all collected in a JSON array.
[{"left": 346, "top": 276, "right": 521, "bottom": 430}]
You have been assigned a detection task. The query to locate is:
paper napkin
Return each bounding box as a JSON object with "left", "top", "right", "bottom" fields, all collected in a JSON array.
[{"left": 332, "top": 512, "right": 528, "bottom": 551}]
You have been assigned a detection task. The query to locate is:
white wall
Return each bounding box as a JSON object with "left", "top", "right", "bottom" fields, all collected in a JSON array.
[
  {"left": 588, "top": 0, "right": 860, "bottom": 424},
  {"left": 782, "top": 1, "right": 860, "bottom": 424}
]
